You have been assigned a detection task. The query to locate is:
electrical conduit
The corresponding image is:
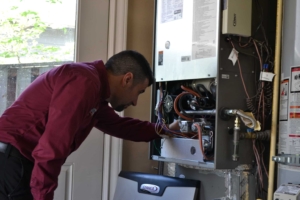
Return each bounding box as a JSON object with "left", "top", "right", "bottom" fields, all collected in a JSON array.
[{"left": 267, "top": 0, "right": 283, "bottom": 199}]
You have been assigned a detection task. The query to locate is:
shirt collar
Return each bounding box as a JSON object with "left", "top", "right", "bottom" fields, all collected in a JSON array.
[{"left": 93, "top": 60, "right": 110, "bottom": 100}]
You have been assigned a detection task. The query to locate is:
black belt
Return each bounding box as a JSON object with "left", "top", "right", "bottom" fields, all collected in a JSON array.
[
  {"left": 0, "top": 141, "right": 8, "bottom": 153},
  {"left": 0, "top": 141, "right": 23, "bottom": 158}
]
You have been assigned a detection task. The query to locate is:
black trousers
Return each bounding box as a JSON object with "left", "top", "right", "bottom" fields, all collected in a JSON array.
[{"left": 0, "top": 144, "right": 34, "bottom": 200}]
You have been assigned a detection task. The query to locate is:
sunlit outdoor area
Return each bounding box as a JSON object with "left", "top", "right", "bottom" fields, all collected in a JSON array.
[{"left": 0, "top": 0, "right": 76, "bottom": 115}]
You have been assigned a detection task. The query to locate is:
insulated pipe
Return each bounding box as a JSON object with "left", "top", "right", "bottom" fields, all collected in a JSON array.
[
  {"left": 223, "top": 109, "right": 256, "bottom": 129},
  {"left": 236, "top": 110, "right": 256, "bottom": 129},
  {"left": 267, "top": 0, "right": 283, "bottom": 199},
  {"left": 240, "top": 130, "right": 270, "bottom": 141}
]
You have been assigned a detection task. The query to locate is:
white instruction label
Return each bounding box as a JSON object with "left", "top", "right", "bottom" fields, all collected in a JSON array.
[
  {"left": 161, "top": 0, "right": 183, "bottom": 23},
  {"left": 260, "top": 72, "right": 275, "bottom": 82},
  {"left": 228, "top": 48, "right": 238, "bottom": 66},
  {"left": 191, "top": 0, "right": 217, "bottom": 60},
  {"left": 276, "top": 184, "right": 300, "bottom": 195},
  {"left": 221, "top": 74, "right": 230, "bottom": 79},
  {"left": 279, "top": 121, "right": 289, "bottom": 153}
]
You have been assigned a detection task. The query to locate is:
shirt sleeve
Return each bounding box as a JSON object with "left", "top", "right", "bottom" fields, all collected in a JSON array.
[
  {"left": 94, "top": 101, "right": 161, "bottom": 142},
  {"left": 30, "top": 69, "right": 98, "bottom": 200}
]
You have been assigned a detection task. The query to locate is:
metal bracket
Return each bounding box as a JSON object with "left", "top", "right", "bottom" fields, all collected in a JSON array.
[{"left": 272, "top": 154, "right": 300, "bottom": 166}]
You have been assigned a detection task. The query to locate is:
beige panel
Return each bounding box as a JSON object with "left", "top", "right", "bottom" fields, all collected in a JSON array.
[{"left": 123, "top": 0, "right": 158, "bottom": 173}]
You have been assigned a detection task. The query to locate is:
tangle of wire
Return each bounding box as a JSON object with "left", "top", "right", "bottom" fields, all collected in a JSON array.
[
  {"left": 230, "top": 36, "right": 273, "bottom": 131},
  {"left": 232, "top": 37, "right": 272, "bottom": 198},
  {"left": 156, "top": 101, "right": 189, "bottom": 138},
  {"left": 253, "top": 139, "right": 269, "bottom": 198},
  {"left": 155, "top": 86, "right": 192, "bottom": 138},
  {"left": 155, "top": 85, "right": 212, "bottom": 160},
  {"left": 230, "top": 10, "right": 273, "bottom": 197}
]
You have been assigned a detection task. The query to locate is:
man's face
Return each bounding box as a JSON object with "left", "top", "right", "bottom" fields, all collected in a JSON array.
[{"left": 110, "top": 76, "right": 149, "bottom": 112}]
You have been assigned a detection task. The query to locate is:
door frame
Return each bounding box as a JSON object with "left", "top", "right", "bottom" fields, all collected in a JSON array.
[{"left": 102, "top": 1, "right": 128, "bottom": 200}]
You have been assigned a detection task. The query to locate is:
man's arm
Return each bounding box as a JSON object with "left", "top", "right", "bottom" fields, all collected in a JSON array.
[
  {"left": 94, "top": 102, "right": 160, "bottom": 141},
  {"left": 94, "top": 102, "right": 179, "bottom": 141},
  {"left": 30, "top": 69, "right": 98, "bottom": 200}
]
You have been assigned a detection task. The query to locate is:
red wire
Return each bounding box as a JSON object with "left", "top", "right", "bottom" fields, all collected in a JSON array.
[
  {"left": 174, "top": 92, "right": 193, "bottom": 121},
  {"left": 181, "top": 85, "right": 201, "bottom": 97},
  {"left": 253, "top": 40, "right": 265, "bottom": 129},
  {"left": 230, "top": 41, "right": 250, "bottom": 99}
]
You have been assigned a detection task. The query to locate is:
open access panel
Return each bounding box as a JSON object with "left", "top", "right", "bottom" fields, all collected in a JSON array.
[{"left": 150, "top": 0, "right": 258, "bottom": 169}]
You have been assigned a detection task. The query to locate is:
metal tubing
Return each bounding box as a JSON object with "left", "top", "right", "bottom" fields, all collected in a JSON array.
[
  {"left": 185, "top": 109, "right": 216, "bottom": 115},
  {"left": 224, "top": 109, "right": 256, "bottom": 129},
  {"left": 267, "top": 0, "right": 283, "bottom": 199},
  {"left": 232, "top": 116, "right": 240, "bottom": 161}
]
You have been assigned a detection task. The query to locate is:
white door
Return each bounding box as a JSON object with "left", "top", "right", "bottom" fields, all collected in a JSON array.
[
  {"left": 61, "top": 1, "right": 128, "bottom": 199},
  {"left": 54, "top": 128, "right": 105, "bottom": 200},
  {"left": 53, "top": 0, "right": 110, "bottom": 199}
]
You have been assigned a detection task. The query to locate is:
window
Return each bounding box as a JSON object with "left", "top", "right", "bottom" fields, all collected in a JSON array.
[{"left": 0, "top": 0, "right": 77, "bottom": 115}]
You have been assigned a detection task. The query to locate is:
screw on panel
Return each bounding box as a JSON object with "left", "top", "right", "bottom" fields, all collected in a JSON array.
[
  {"left": 235, "top": 74, "right": 238, "bottom": 77},
  {"left": 161, "top": 78, "right": 163, "bottom": 80},
  {"left": 221, "top": 48, "right": 223, "bottom": 50},
  {"left": 220, "top": 68, "right": 223, "bottom": 70},
  {"left": 190, "top": 146, "right": 196, "bottom": 155},
  {"left": 252, "top": 71, "right": 254, "bottom": 73},
  {"left": 208, "top": 74, "right": 210, "bottom": 77}
]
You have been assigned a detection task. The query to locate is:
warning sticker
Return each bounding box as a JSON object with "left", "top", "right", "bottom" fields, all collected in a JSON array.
[
  {"left": 291, "top": 66, "right": 300, "bottom": 92},
  {"left": 288, "top": 91, "right": 300, "bottom": 153},
  {"left": 280, "top": 79, "right": 289, "bottom": 121},
  {"left": 288, "top": 67, "right": 300, "bottom": 154},
  {"left": 278, "top": 67, "right": 300, "bottom": 155},
  {"left": 158, "top": 51, "right": 164, "bottom": 66}
]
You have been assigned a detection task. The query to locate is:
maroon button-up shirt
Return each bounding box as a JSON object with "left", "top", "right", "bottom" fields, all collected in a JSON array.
[{"left": 0, "top": 60, "right": 160, "bottom": 200}]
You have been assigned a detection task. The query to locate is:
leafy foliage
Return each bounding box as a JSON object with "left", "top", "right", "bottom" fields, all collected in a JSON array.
[{"left": 0, "top": 0, "right": 72, "bottom": 64}]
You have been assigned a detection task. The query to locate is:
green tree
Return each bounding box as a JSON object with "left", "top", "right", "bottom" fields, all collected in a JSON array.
[{"left": 0, "top": 0, "right": 69, "bottom": 64}]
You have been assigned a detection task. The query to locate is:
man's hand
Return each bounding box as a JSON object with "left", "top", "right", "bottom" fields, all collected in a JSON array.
[
  {"left": 168, "top": 120, "right": 180, "bottom": 131},
  {"left": 158, "top": 120, "right": 180, "bottom": 138}
]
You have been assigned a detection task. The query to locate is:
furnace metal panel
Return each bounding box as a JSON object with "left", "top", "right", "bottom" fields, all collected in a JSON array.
[
  {"left": 154, "top": 0, "right": 220, "bottom": 82},
  {"left": 152, "top": 0, "right": 256, "bottom": 169},
  {"left": 160, "top": 138, "right": 214, "bottom": 169}
]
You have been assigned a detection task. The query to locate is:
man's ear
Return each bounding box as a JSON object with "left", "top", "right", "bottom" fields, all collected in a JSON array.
[{"left": 122, "top": 72, "right": 133, "bottom": 87}]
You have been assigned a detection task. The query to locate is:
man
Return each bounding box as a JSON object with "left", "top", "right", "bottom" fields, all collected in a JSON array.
[{"left": 0, "top": 50, "right": 178, "bottom": 200}]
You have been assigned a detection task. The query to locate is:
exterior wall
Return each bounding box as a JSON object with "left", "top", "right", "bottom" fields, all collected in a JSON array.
[{"left": 122, "top": 0, "right": 158, "bottom": 173}]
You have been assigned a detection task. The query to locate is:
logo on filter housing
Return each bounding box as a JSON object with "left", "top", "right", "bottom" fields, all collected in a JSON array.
[{"left": 140, "top": 184, "right": 160, "bottom": 194}]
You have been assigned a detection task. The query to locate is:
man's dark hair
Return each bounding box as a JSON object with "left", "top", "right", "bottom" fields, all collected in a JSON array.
[{"left": 105, "top": 50, "right": 154, "bottom": 86}]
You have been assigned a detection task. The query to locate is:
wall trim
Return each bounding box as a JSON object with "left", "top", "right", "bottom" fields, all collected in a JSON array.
[
  {"left": 62, "top": 163, "right": 74, "bottom": 200},
  {"left": 102, "top": 0, "right": 128, "bottom": 200}
]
